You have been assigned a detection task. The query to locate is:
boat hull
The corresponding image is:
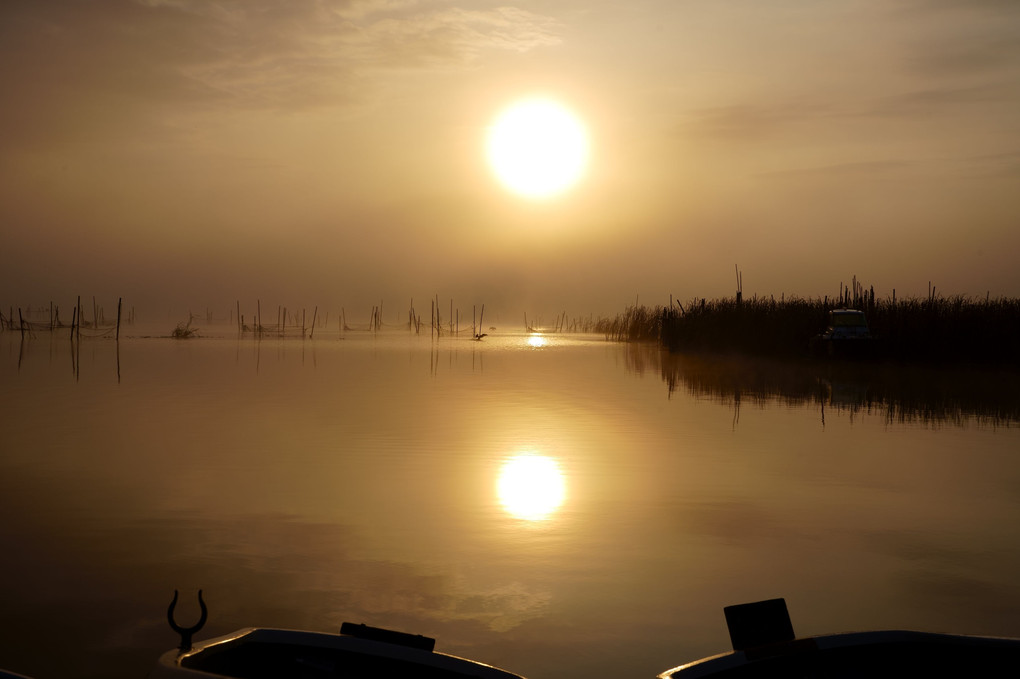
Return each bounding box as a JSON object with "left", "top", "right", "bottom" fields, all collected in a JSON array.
[{"left": 151, "top": 627, "right": 525, "bottom": 679}]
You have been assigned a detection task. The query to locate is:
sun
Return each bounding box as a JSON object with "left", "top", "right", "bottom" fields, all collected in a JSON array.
[{"left": 486, "top": 98, "right": 589, "bottom": 199}]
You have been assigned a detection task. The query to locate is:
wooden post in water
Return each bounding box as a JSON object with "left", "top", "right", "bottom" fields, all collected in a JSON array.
[
  {"left": 76, "top": 296, "right": 82, "bottom": 341},
  {"left": 116, "top": 298, "right": 122, "bottom": 340},
  {"left": 18, "top": 308, "right": 25, "bottom": 339},
  {"left": 310, "top": 307, "right": 317, "bottom": 339}
]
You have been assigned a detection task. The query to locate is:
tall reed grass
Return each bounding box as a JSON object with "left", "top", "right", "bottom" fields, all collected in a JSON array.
[{"left": 610, "top": 292, "right": 1020, "bottom": 367}]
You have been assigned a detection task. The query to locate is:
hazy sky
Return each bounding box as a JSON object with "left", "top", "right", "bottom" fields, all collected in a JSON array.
[{"left": 3, "top": 0, "right": 1019, "bottom": 320}]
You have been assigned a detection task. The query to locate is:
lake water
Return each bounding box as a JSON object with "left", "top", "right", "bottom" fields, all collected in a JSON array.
[{"left": 2, "top": 324, "right": 1019, "bottom": 679}]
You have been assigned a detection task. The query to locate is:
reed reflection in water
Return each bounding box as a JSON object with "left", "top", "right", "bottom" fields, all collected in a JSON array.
[{"left": 644, "top": 345, "right": 1020, "bottom": 427}]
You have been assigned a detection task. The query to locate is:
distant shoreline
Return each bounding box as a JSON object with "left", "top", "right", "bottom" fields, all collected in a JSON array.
[{"left": 610, "top": 294, "right": 1020, "bottom": 369}]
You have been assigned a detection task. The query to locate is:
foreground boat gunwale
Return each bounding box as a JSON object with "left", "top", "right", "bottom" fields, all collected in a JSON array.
[
  {"left": 659, "top": 622, "right": 1020, "bottom": 677},
  {"left": 151, "top": 626, "right": 525, "bottom": 679}
]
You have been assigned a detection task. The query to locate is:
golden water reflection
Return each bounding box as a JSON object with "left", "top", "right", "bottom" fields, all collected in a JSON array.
[
  {"left": 525, "top": 334, "right": 547, "bottom": 348},
  {"left": 497, "top": 453, "right": 566, "bottom": 520}
]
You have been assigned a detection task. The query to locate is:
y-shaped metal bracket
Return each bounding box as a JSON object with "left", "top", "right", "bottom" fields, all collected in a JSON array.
[{"left": 167, "top": 589, "right": 208, "bottom": 651}]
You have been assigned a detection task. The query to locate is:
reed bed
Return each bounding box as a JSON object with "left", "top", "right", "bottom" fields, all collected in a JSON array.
[
  {"left": 657, "top": 292, "right": 1020, "bottom": 366},
  {"left": 599, "top": 305, "right": 663, "bottom": 342}
]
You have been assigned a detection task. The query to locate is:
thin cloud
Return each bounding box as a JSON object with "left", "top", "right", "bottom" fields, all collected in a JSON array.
[
  {"left": 0, "top": 0, "right": 563, "bottom": 151},
  {"left": 757, "top": 159, "right": 914, "bottom": 180},
  {"left": 861, "top": 84, "right": 1007, "bottom": 118},
  {"left": 757, "top": 150, "right": 1020, "bottom": 181},
  {"left": 680, "top": 102, "right": 836, "bottom": 141},
  {"left": 898, "top": 0, "right": 1020, "bottom": 14},
  {"left": 134, "top": 0, "right": 562, "bottom": 102},
  {"left": 905, "top": 34, "right": 1020, "bottom": 76}
]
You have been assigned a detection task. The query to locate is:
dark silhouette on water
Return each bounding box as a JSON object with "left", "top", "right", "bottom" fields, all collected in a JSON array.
[
  {"left": 658, "top": 286, "right": 1020, "bottom": 367},
  {"left": 167, "top": 590, "right": 208, "bottom": 652},
  {"left": 625, "top": 343, "right": 1020, "bottom": 427},
  {"left": 660, "top": 597, "right": 1020, "bottom": 678}
]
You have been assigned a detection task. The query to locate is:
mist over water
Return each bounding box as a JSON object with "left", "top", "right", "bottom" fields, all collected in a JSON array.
[{"left": 2, "top": 329, "right": 1019, "bottom": 679}]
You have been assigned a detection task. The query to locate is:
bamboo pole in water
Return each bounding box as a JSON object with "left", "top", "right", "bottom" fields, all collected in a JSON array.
[
  {"left": 116, "top": 298, "right": 122, "bottom": 340},
  {"left": 70, "top": 305, "right": 76, "bottom": 340},
  {"left": 76, "top": 296, "right": 82, "bottom": 341},
  {"left": 18, "top": 308, "right": 24, "bottom": 339},
  {"left": 310, "top": 306, "right": 318, "bottom": 339}
]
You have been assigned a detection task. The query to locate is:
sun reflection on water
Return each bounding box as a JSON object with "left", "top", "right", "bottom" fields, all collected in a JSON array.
[
  {"left": 526, "top": 334, "right": 547, "bottom": 348},
  {"left": 497, "top": 453, "right": 566, "bottom": 520}
]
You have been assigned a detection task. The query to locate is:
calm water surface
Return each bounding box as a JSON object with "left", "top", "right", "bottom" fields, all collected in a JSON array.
[{"left": 2, "top": 328, "right": 1019, "bottom": 679}]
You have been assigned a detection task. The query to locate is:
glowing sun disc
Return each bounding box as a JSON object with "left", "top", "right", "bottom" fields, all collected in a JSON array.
[
  {"left": 497, "top": 454, "right": 566, "bottom": 520},
  {"left": 487, "top": 99, "right": 589, "bottom": 199}
]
